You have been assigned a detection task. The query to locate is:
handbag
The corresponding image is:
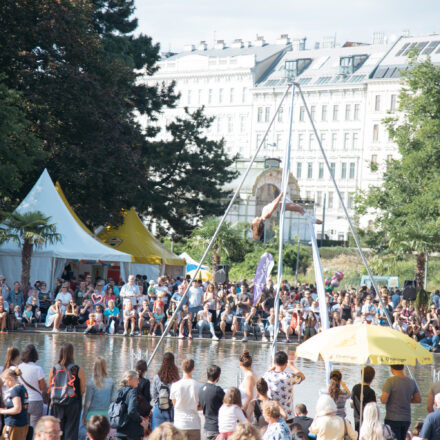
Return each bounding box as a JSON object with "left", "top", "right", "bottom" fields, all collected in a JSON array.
[{"left": 20, "top": 374, "right": 50, "bottom": 405}]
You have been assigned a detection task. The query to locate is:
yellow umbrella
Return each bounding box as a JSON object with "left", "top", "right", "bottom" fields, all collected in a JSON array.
[
  {"left": 296, "top": 323, "right": 433, "bottom": 366},
  {"left": 187, "top": 268, "right": 212, "bottom": 282}
]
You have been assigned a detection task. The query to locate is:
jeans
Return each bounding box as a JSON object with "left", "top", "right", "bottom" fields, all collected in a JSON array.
[
  {"left": 385, "top": 419, "right": 411, "bottom": 440},
  {"left": 152, "top": 405, "right": 173, "bottom": 430},
  {"left": 419, "top": 335, "right": 439, "bottom": 350},
  {"left": 197, "top": 321, "right": 215, "bottom": 337}
]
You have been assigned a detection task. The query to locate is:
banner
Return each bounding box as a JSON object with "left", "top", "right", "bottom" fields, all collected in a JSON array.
[{"left": 252, "top": 252, "right": 274, "bottom": 306}]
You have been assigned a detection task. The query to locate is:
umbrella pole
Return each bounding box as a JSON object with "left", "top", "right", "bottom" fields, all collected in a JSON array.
[{"left": 359, "top": 366, "right": 365, "bottom": 431}]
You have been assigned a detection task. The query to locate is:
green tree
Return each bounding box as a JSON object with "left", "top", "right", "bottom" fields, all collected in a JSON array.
[
  {"left": 0, "top": 211, "right": 61, "bottom": 294},
  {"left": 356, "top": 54, "right": 440, "bottom": 290}
]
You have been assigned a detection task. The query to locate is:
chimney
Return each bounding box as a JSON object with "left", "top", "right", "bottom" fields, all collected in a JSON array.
[
  {"left": 183, "top": 43, "right": 195, "bottom": 52},
  {"left": 254, "top": 35, "right": 266, "bottom": 47},
  {"left": 231, "top": 38, "right": 244, "bottom": 49},
  {"left": 322, "top": 35, "right": 336, "bottom": 49},
  {"left": 245, "top": 41, "right": 252, "bottom": 48},
  {"left": 215, "top": 40, "right": 226, "bottom": 50},
  {"left": 314, "top": 42, "right": 320, "bottom": 49},
  {"left": 276, "top": 34, "right": 290, "bottom": 45},
  {"left": 372, "top": 32, "right": 385, "bottom": 45},
  {"left": 197, "top": 41, "right": 208, "bottom": 51},
  {"left": 291, "top": 37, "right": 307, "bottom": 51}
]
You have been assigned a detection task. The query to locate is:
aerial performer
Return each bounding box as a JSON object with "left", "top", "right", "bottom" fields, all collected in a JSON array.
[{"left": 251, "top": 192, "right": 322, "bottom": 240}]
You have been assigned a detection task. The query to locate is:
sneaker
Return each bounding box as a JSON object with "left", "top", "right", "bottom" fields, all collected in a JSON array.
[
  {"left": 262, "top": 335, "right": 269, "bottom": 342},
  {"left": 166, "top": 334, "right": 172, "bottom": 338},
  {"left": 178, "top": 333, "right": 185, "bottom": 339},
  {"left": 232, "top": 336, "right": 237, "bottom": 341},
  {"left": 123, "top": 331, "right": 128, "bottom": 336},
  {"left": 212, "top": 335, "right": 219, "bottom": 341},
  {"left": 242, "top": 337, "right": 248, "bottom": 342},
  {"left": 198, "top": 334, "right": 203, "bottom": 339}
]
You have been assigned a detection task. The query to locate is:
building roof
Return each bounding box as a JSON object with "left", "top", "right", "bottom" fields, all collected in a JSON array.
[{"left": 370, "top": 34, "right": 440, "bottom": 79}]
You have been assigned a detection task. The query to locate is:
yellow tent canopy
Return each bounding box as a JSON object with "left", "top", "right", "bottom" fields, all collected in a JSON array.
[{"left": 98, "top": 208, "right": 185, "bottom": 266}]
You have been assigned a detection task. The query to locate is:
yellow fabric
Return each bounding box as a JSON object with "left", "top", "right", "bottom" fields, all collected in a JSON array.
[
  {"left": 187, "top": 268, "right": 212, "bottom": 282},
  {"left": 296, "top": 323, "right": 433, "bottom": 366},
  {"left": 98, "top": 208, "right": 185, "bottom": 266}
]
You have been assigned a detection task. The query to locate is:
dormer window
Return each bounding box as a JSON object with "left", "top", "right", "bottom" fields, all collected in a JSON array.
[
  {"left": 285, "top": 58, "right": 312, "bottom": 79},
  {"left": 339, "top": 54, "right": 368, "bottom": 75}
]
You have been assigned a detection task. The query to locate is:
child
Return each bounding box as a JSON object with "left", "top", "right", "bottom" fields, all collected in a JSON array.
[
  {"left": 14, "top": 305, "right": 22, "bottom": 327},
  {"left": 30, "top": 296, "right": 41, "bottom": 326},
  {"left": 123, "top": 301, "right": 136, "bottom": 336},
  {"left": 0, "top": 302, "right": 7, "bottom": 332},
  {"left": 164, "top": 302, "right": 180, "bottom": 337},
  {"left": 218, "top": 387, "right": 247, "bottom": 437},
  {"left": 149, "top": 304, "right": 165, "bottom": 336},
  {"left": 22, "top": 304, "right": 35, "bottom": 329},
  {"left": 85, "top": 313, "right": 98, "bottom": 334},
  {"left": 94, "top": 304, "right": 105, "bottom": 333},
  {"left": 179, "top": 304, "right": 192, "bottom": 339},
  {"left": 138, "top": 300, "right": 151, "bottom": 335}
]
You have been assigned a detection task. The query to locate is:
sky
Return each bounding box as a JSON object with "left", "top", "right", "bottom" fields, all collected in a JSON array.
[{"left": 134, "top": 0, "right": 439, "bottom": 52}]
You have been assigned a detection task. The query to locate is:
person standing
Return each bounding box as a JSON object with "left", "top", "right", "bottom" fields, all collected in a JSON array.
[
  {"left": 170, "top": 358, "right": 202, "bottom": 440},
  {"left": 263, "top": 351, "right": 305, "bottom": 423},
  {"left": 198, "top": 365, "right": 225, "bottom": 440},
  {"left": 380, "top": 364, "right": 421, "bottom": 440},
  {"left": 188, "top": 281, "right": 203, "bottom": 322},
  {"left": 350, "top": 366, "right": 377, "bottom": 432},
  {"left": 49, "top": 343, "right": 85, "bottom": 440},
  {"left": 120, "top": 275, "right": 141, "bottom": 308}
]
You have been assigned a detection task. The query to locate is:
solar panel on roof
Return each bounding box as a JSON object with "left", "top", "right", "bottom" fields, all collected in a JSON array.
[
  {"left": 423, "top": 41, "right": 440, "bottom": 55},
  {"left": 416, "top": 42, "right": 428, "bottom": 52},
  {"left": 395, "top": 42, "right": 410, "bottom": 56},
  {"left": 384, "top": 67, "right": 397, "bottom": 78},
  {"left": 435, "top": 44, "right": 440, "bottom": 54},
  {"left": 402, "top": 42, "right": 418, "bottom": 56},
  {"left": 298, "top": 77, "right": 311, "bottom": 85}
]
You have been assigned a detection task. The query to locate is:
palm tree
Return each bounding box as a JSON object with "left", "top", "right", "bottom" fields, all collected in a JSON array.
[{"left": 0, "top": 211, "right": 61, "bottom": 294}]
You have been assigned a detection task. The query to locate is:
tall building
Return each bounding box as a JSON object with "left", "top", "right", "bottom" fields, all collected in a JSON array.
[{"left": 143, "top": 34, "right": 440, "bottom": 240}]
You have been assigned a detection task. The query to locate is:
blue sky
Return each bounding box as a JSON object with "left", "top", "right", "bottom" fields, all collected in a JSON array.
[{"left": 134, "top": 0, "right": 439, "bottom": 51}]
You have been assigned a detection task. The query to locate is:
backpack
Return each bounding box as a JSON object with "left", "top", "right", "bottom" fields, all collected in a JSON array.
[
  {"left": 158, "top": 382, "right": 171, "bottom": 411},
  {"left": 108, "top": 393, "right": 128, "bottom": 429},
  {"left": 49, "top": 364, "right": 77, "bottom": 406}
]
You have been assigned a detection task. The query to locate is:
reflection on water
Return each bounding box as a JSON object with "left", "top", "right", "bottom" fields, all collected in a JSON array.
[{"left": 0, "top": 333, "right": 437, "bottom": 424}]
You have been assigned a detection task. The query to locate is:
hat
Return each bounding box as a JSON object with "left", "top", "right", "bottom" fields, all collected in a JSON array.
[{"left": 315, "top": 394, "right": 337, "bottom": 416}]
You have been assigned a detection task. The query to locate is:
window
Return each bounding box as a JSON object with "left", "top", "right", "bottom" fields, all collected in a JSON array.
[
  {"left": 187, "top": 90, "right": 192, "bottom": 105},
  {"left": 307, "top": 162, "right": 313, "bottom": 179},
  {"left": 299, "top": 106, "right": 305, "bottom": 122},
  {"left": 230, "top": 88, "right": 234, "bottom": 103},
  {"left": 321, "top": 105, "right": 327, "bottom": 121},
  {"left": 341, "top": 162, "right": 347, "bottom": 179},
  {"left": 311, "top": 106, "right": 316, "bottom": 121},
  {"left": 240, "top": 115, "right": 246, "bottom": 133},
  {"left": 344, "top": 132, "right": 350, "bottom": 150},
  {"left": 371, "top": 154, "right": 378, "bottom": 164},
  {"left": 276, "top": 133, "right": 282, "bottom": 149},
  {"left": 265, "top": 107, "right": 270, "bottom": 122},
  {"left": 296, "top": 162, "right": 302, "bottom": 178},
  {"left": 333, "top": 105, "right": 339, "bottom": 121},
  {"left": 331, "top": 132, "right": 337, "bottom": 150},
  {"left": 373, "top": 124, "right": 379, "bottom": 142},
  {"left": 256, "top": 134, "right": 262, "bottom": 148},
  {"left": 208, "top": 89, "right": 213, "bottom": 104},
  {"left": 227, "top": 115, "right": 233, "bottom": 133},
  {"left": 328, "top": 192, "right": 334, "bottom": 209},
  {"left": 339, "top": 192, "right": 345, "bottom": 208},
  {"left": 216, "top": 116, "right": 221, "bottom": 133},
  {"left": 321, "top": 132, "right": 326, "bottom": 149},
  {"left": 338, "top": 232, "right": 345, "bottom": 241},
  {"left": 297, "top": 133, "right": 304, "bottom": 150},
  {"left": 316, "top": 191, "right": 323, "bottom": 207},
  {"left": 347, "top": 193, "right": 354, "bottom": 209},
  {"left": 375, "top": 95, "right": 381, "bottom": 111},
  {"left": 198, "top": 89, "right": 202, "bottom": 104},
  {"left": 278, "top": 107, "right": 283, "bottom": 122},
  {"left": 306, "top": 191, "right": 312, "bottom": 201},
  {"left": 318, "top": 162, "right": 324, "bottom": 179},
  {"left": 218, "top": 88, "right": 223, "bottom": 103},
  {"left": 349, "top": 162, "right": 355, "bottom": 179},
  {"left": 390, "top": 94, "right": 397, "bottom": 112},
  {"left": 309, "top": 133, "right": 314, "bottom": 151},
  {"left": 330, "top": 162, "right": 336, "bottom": 177},
  {"left": 242, "top": 87, "right": 247, "bottom": 103},
  {"left": 257, "top": 107, "right": 263, "bottom": 122},
  {"left": 345, "top": 104, "right": 351, "bottom": 121},
  {"left": 354, "top": 104, "right": 360, "bottom": 120},
  {"left": 352, "top": 132, "right": 359, "bottom": 150}
]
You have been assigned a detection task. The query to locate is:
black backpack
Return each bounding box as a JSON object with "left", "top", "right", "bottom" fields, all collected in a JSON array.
[
  {"left": 108, "top": 391, "right": 128, "bottom": 429},
  {"left": 49, "top": 364, "right": 77, "bottom": 406}
]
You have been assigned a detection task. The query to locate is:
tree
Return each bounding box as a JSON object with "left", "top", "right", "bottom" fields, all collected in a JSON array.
[
  {"left": 356, "top": 53, "right": 440, "bottom": 290},
  {"left": 0, "top": 211, "right": 61, "bottom": 294}
]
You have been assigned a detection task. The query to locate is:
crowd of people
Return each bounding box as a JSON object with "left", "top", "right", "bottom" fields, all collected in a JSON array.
[
  {"left": 1, "top": 272, "right": 440, "bottom": 352},
  {"left": 0, "top": 342, "right": 439, "bottom": 440}
]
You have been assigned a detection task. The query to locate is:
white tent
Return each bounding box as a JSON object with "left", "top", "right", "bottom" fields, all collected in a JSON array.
[
  {"left": 179, "top": 252, "right": 209, "bottom": 272},
  {"left": 0, "top": 170, "right": 132, "bottom": 289}
]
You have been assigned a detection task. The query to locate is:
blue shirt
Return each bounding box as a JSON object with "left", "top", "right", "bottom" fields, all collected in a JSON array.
[
  {"left": 104, "top": 307, "right": 120, "bottom": 318},
  {"left": 420, "top": 409, "right": 440, "bottom": 440},
  {"left": 391, "top": 293, "right": 401, "bottom": 308},
  {"left": 432, "top": 294, "right": 440, "bottom": 308},
  {"left": 171, "top": 292, "right": 187, "bottom": 306}
]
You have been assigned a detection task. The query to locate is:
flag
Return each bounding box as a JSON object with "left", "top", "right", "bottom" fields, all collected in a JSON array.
[{"left": 252, "top": 252, "right": 274, "bottom": 306}]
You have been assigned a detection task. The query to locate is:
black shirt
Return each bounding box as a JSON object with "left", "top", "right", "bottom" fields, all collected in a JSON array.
[
  {"left": 198, "top": 382, "right": 225, "bottom": 432},
  {"left": 351, "top": 384, "right": 377, "bottom": 421},
  {"left": 291, "top": 415, "right": 313, "bottom": 434}
]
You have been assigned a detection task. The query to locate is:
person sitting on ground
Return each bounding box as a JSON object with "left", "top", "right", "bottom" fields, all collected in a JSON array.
[
  {"left": 150, "top": 303, "right": 165, "bottom": 336},
  {"left": 251, "top": 192, "right": 322, "bottom": 240},
  {"left": 218, "top": 387, "right": 248, "bottom": 439},
  {"left": 309, "top": 394, "right": 357, "bottom": 440},
  {"left": 165, "top": 302, "right": 181, "bottom": 337},
  {"left": 0, "top": 300, "right": 7, "bottom": 332},
  {"left": 262, "top": 400, "right": 292, "bottom": 440},
  {"left": 22, "top": 304, "right": 35, "bottom": 329},
  {"left": 350, "top": 366, "right": 377, "bottom": 432},
  {"left": 78, "top": 300, "right": 93, "bottom": 325},
  {"left": 220, "top": 304, "right": 238, "bottom": 340},
  {"left": 85, "top": 313, "right": 99, "bottom": 334},
  {"left": 14, "top": 305, "right": 23, "bottom": 326},
  {"left": 123, "top": 301, "right": 136, "bottom": 336},
  {"left": 199, "top": 365, "right": 225, "bottom": 440},
  {"left": 247, "top": 378, "right": 287, "bottom": 428},
  {"left": 244, "top": 306, "right": 266, "bottom": 341},
  {"left": 45, "top": 299, "right": 62, "bottom": 332},
  {"left": 291, "top": 404, "right": 313, "bottom": 437},
  {"left": 138, "top": 300, "right": 151, "bottom": 335},
  {"left": 30, "top": 296, "right": 41, "bottom": 325},
  {"left": 94, "top": 305, "right": 105, "bottom": 333},
  {"left": 197, "top": 303, "right": 219, "bottom": 340},
  {"left": 178, "top": 304, "right": 193, "bottom": 339},
  {"left": 86, "top": 415, "right": 110, "bottom": 440},
  {"left": 62, "top": 299, "right": 79, "bottom": 331},
  {"left": 104, "top": 299, "right": 120, "bottom": 334}
]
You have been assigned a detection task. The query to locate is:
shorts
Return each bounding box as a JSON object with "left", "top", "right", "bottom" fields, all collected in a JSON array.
[
  {"left": 2, "top": 425, "right": 28, "bottom": 440},
  {"left": 153, "top": 313, "right": 165, "bottom": 321}
]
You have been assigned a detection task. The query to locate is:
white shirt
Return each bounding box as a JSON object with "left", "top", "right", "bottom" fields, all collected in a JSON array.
[
  {"left": 170, "top": 378, "right": 201, "bottom": 430},
  {"left": 218, "top": 404, "right": 247, "bottom": 433},
  {"left": 55, "top": 292, "right": 72, "bottom": 313},
  {"left": 120, "top": 283, "right": 140, "bottom": 307},
  {"left": 18, "top": 362, "right": 45, "bottom": 402},
  {"left": 188, "top": 287, "right": 203, "bottom": 308}
]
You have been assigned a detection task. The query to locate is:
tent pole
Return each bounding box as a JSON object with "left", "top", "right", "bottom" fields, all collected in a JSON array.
[
  {"left": 295, "top": 83, "right": 418, "bottom": 383},
  {"left": 147, "top": 84, "right": 293, "bottom": 368}
]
